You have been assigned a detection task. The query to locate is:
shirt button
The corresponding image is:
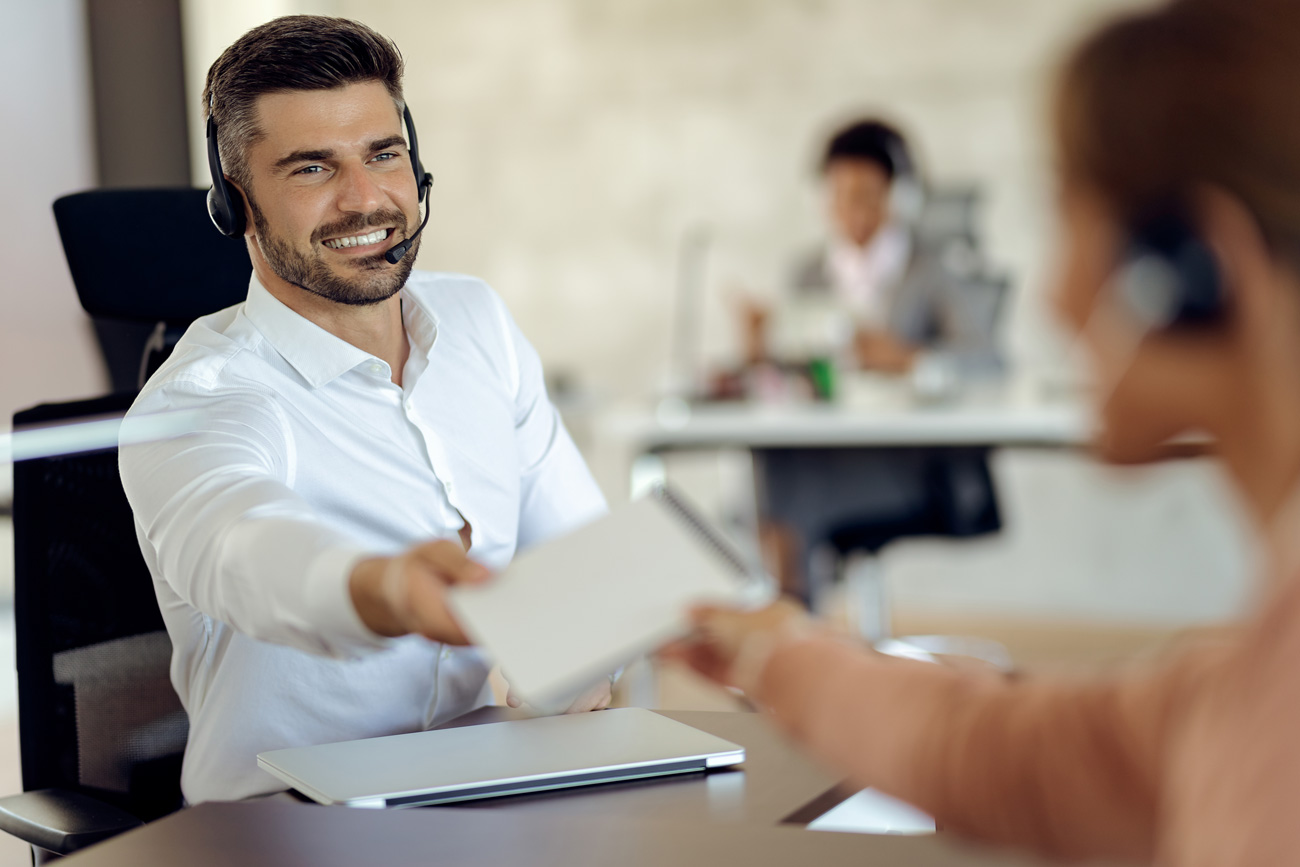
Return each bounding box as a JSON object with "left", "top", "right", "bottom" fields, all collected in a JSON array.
[
  {"left": 440, "top": 648, "right": 450, "bottom": 660},
  {"left": 369, "top": 362, "right": 384, "bottom": 375}
]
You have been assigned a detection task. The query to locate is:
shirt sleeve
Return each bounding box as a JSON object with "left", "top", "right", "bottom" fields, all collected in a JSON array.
[
  {"left": 753, "top": 631, "right": 1231, "bottom": 864},
  {"left": 120, "top": 384, "right": 388, "bottom": 659},
  {"left": 492, "top": 295, "right": 608, "bottom": 553}
]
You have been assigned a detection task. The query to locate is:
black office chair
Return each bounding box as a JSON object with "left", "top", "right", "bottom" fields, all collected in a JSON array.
[
  {"left": 817, "top": 448, "right": 1011, "bottom": 668},
  {"left": 52, "top": 188, "right": 250, "bottom": 389},
  {"left": 0, "top": 188, "right": 248, "bottom": 860},
  {"left": 0, "top": 394, "right": 189, "bottom": 862}
]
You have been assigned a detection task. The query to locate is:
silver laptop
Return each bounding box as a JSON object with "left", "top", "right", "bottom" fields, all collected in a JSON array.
[{"left": 257, "top": 708, "right": 745, "bottom": 808}]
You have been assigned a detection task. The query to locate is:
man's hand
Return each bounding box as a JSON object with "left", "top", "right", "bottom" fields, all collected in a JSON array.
[
  {"left": 853, "top": 328, "right": 918, "bottom": 373},
  {"left": 505, "top": 676, "right": 613, "bottom": 715},
  {"left": 661, "top": 599, "right": 812, "bottom": 695},
  {"left": 349, "top": 539, "right": 489, "bottom": 643}
]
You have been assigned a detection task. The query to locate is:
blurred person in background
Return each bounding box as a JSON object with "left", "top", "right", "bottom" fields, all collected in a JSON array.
[
  {"left": 673, "top": 0, "right": 1300, "bottom": 862},
  {"left": 738, "top": 119, "right": 999, "bottom": 377},
  {"left": 740, "top": 120, "right": 1004, "bottom": 603}
]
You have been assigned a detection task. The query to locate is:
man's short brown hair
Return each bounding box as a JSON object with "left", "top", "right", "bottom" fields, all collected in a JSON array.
[{"left": 203, "top": 15, "right": 405, "bottom": 192}]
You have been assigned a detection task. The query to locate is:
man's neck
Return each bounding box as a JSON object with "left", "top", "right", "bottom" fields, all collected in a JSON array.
[{"left": 254, "top": 260, "right": 411, "bottom": 387}]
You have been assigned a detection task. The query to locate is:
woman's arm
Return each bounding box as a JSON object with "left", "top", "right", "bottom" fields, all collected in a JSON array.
[{"left": 756, "top": 632, "right": 1226, "bottom": 863}]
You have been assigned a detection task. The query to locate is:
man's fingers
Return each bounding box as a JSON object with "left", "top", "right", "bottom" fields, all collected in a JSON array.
[
  {"left": 402, "top": 571, "right": 471, "bottom": 644},
  {"left": 412, "top": 539, "right": 490, "bottom": 586}
]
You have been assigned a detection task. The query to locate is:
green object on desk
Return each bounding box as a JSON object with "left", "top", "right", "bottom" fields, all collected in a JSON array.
[{"left": 809, "top": 357, "right": 836, "bottom": 401}]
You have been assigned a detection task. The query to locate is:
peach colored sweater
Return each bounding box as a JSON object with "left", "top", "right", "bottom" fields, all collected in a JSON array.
[{"left": 756, "top": 577, "right": 1300, "bottom": 865}]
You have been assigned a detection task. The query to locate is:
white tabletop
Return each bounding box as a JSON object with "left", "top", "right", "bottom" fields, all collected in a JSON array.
[{"left": 596, "top": 372, "right": 1092, "bottom": 452}]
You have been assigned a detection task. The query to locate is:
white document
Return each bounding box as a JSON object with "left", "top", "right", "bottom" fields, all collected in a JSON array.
[
  {"left": 807, "top": 788, "right": 935, "bottom": 835},
  {"left": 449, "top": 485, "right": 774, "bottom": 706}
]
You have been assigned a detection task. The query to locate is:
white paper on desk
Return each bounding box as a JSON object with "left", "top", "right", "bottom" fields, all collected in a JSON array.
[
  {"left": 449, "top": 485, "right": 775, "bottom": 706},
  {"left": 808, "top": 788, "right": 935, "bottom": 835}
]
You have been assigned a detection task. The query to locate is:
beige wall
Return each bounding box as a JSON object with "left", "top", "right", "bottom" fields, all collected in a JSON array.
[
  {"left": 0, "top": 1, "right": 104, "bottom": 427},
  {"left": 184, "top": 0, "right": 1154, "bottom": 398},
  {"left": 351, "top": 0, "right": 1160, "bottom": 395}
]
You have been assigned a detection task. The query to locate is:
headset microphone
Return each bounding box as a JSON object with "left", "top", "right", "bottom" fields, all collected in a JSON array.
[{"left": 383, "top": 174, "right": 433, "bottom": 264}]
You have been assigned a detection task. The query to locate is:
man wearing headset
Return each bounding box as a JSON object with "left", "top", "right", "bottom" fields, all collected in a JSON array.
[{"left": 119, "top": 16, "right": 609, "bottom": 804}]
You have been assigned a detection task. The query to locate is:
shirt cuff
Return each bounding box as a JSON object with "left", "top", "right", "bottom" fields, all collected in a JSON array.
[{"left": 300, "top": 545, "right": 394, "bottom": 657}]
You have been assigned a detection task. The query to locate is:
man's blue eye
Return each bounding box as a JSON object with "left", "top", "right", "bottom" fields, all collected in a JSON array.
[
  {"left": 373, "top": 153, "right": 396, "bottom": 162},
  {"left": 296, "top": 165, "right": 323, "bottom": 175}
]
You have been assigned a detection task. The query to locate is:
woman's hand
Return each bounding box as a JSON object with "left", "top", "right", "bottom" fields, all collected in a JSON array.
[{"left": 663, "top": 599, "right": 813, "bottom": 695}]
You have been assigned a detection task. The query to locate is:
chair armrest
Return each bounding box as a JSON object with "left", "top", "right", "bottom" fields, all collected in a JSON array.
[{"left": 0, "top": 788, "right": 144, "bottom": 855}]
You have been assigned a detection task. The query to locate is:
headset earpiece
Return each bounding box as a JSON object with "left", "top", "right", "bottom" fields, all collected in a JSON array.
[
  {"left": 403, "top": 104, "right": 433, "bottom": 203},
  {"left": 206, "top": 113, "right": 246, "bottom": 238},
  {"left": 1113, "top": 203, "right": 1224, "bottom": 330}
]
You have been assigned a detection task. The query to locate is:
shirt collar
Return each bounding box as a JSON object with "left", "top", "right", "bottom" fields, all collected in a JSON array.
[
  {"left": 242, "top": 274, "right": 443, "bottom": 389},
  {"left": 829, "top": 223, "right": 912, "bottom": 268},
  {"left": 243, "top": 274, "right": 382, "bottom": 389},
  {"left": 400, "top": 283, "right": 439, "bottom": 359}
]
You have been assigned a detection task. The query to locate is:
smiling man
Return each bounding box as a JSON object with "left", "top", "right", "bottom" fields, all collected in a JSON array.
[{"left": 119, "top": 16, "right": 608, "bottom": 804}]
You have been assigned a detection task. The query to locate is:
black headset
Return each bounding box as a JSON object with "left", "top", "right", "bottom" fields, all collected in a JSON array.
[
  {"left": 206, "top": 100, "right": 434, "bottom": 254},
  {"left": 1113, "top": 202, "right": 1225, "bottom": 331}
]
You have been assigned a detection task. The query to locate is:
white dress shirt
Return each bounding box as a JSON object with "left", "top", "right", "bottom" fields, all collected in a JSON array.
[
  {"left": 120, "top": 271, "right": 607, "bottom": 804},
  {"left": 826, "top": 224, "right": 912, "bottom": 328}
]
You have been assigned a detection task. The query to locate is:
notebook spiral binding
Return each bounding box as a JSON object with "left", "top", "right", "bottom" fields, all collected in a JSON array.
[{"left": 650, "top": 483, "right": 755, "bottom": 580}]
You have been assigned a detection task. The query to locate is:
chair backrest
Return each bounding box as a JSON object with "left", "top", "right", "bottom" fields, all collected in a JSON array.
[
  {"left": 52, "top": 188, "right": 251, "bottom": 325},
  {"left": 915, "top": 186, "right": 982, "bottom": 247},
  {"left": 960, "top": 271, "right": 1011, "bottom": 347},
  {"left": 12, "top": 394, "right": 187, "bottom": 822}
]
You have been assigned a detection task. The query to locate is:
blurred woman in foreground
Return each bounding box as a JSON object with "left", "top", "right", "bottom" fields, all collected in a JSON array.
[{"left": 671, "top": 1, "right": 1300, "bottom": 863}]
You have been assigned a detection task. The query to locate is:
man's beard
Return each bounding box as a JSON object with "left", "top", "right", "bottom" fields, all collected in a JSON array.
[{"left": 249, "top": 197, "right": 418, "bottom": 306}]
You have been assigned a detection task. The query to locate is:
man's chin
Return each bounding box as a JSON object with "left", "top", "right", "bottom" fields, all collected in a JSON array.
[{"left": 347, "top": 252, "right": 395, "bottom": 271}]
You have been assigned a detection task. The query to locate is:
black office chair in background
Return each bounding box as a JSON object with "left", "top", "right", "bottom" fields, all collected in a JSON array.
[
  {"left": 52, "top": 188, "right": 250, "bottom": 389},
  {"left": 0, "top": 189, "right": 248, "bottom": 860},
  {"left": 0, "top": 395, "right": 187, "bottom": 862},
  {"left": 818, "top": 447, "right": 1012, "bottom": 668}
]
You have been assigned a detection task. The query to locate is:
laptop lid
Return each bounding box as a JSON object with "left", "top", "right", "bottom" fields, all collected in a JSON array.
[{"left": 256, "top": 708, "right": 745, "bottom": 809}]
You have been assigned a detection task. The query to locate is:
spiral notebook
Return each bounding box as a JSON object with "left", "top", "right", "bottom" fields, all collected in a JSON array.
[{"left": 449, "top": 484, "right": 774, "bottom": 706}]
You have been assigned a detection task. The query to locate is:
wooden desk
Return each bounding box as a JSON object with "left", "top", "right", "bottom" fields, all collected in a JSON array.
[{"left": 61, "top": 709, "right": 1111, "bottom": 866}]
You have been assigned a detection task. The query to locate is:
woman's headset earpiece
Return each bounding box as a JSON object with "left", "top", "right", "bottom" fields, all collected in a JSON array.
[
  {"left": 1111, "top": 203, "right": 1225, "bottom": 331},
  {"left": 205, "top": 99, "right": 433, "bottom": 242}
]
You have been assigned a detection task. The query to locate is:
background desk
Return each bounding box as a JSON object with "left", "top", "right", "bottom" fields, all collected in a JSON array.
[
  {"left": 62, "top": 709, "right": 1115, "bottom": 866},
  {"left": 595, "top": 374, "right": 1089, "bottom": 467}
]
